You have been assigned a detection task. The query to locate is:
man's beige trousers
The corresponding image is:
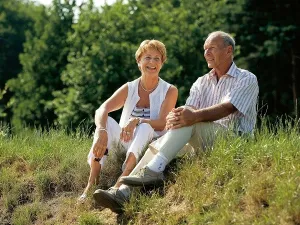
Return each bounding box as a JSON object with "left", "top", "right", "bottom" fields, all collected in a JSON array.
[{"left": 130, "top": 122, "right": 226, "bottom": 175}]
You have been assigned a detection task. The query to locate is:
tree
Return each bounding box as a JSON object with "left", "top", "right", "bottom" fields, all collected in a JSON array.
[
  {"left": 6, "top": 0, "right": 75, "bottom": 128},
  {"left": 0, "top": 0, "right": 37, "bottom": 122},
  {"left": 224, "top": 0, "right": 300, "bottom": 119}
]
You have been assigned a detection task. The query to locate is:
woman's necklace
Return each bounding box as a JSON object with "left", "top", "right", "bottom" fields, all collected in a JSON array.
[{"left": 140, "top": 79, "right": 159, "bottom": 92}]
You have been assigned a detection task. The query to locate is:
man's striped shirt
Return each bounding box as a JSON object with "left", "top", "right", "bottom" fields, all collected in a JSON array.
[{"left": 186, "top": 62, "right": 259, "bottom": 133}]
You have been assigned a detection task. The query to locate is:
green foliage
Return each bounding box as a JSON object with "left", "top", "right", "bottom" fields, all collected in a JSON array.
[
  {"left": 6, "top": 0, "right": 75, "bottom": 128},
  {"left": 52, "top": 1, "right": 138, "bottom": 126},
  {"left": 0, "top": 0, "right": 37, "bottom": 121},
  {"left": 223, "top": 0, "right": 300, "bottom": 118}
]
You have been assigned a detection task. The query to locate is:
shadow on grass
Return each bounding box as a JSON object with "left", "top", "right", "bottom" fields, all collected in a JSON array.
[{"left": 113, "top": 156, "right": 187, "bottom": 224}]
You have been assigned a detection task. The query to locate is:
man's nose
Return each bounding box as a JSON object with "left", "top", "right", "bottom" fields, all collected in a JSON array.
[{"left": 204, "top": 49, "right": 210, "bottom": 56}]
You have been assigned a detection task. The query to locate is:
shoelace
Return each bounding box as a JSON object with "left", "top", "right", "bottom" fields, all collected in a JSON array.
[
  {"left": 107, "top": 187, "right": 118, "bottom": 194},
  {"left": 134, "top": 167, "right": 146, "bottom": 177},
  {"left": 106, "top": 187, "right": 127, "bottom": 201}
]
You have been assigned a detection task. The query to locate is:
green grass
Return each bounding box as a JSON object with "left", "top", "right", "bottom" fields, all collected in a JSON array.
[{"left": 0, "top": 120, "right": 299, "bottom": 224}]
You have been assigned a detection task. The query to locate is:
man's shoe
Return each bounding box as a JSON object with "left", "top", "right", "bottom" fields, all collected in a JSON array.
[
  {"left": 93, "top": 187, "right": 128, "bottom": 213},
  {"left": 119, "top": 166, "right": 164, "bottom": 187}
]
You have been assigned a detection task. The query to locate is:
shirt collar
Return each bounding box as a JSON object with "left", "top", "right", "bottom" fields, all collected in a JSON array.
[
  {"left": 226, "top": 62, "right": 238, "bottom": 77},
  {"left": 208, "top": 62, "right": 237, "bottom": 79}
]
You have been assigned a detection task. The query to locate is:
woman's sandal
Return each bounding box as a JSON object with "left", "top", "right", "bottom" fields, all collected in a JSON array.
[{"left": 77, "top": 193, "right": 87, "bottom": 203}]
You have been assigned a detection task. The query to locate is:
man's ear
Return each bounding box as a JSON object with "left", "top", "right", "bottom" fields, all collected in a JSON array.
[{"left": 227, "top": 45, "right": 233, "bottom": 55}]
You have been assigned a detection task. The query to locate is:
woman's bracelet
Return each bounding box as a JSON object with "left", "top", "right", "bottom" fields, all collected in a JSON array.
[
  {"left": 136, "top": 118, "right": 142, "bottom": 126},
  {"left": 98, "top": 127, "right": 108, "bottom": 133}
]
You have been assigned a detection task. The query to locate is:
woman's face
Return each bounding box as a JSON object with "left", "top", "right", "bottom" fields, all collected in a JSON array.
[{"left": 138, "top": 49, "right": 163, "bottom": 76}]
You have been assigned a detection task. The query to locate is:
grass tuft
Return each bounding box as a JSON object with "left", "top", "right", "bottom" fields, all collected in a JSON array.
[
  {"left": 98, "top": 142, "right": 126, "bottom": 189},
  {"left": 11, "top": 202, "right": 41, "bottom": 225},
  {"left": 78, "top": 212, "right": 105, "bottom": 225}
]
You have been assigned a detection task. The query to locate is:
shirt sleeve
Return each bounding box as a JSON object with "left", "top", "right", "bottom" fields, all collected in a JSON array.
[
  {"left": 185, "top": 77, "right": 202, "bottom": 109},
  {"left": 223, "top": 74, "right": 259, "bottom": 116}
]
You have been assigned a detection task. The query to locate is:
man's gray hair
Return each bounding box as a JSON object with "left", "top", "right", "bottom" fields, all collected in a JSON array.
[{"left": 208, "top": 31, "right": 235, "bottom": 52}]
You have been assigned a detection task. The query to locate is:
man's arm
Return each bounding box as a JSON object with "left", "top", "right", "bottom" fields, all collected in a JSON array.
[
  {"left": 193, "top": 102, "right": 237, "bottom": 123},
  {"left": 166, "top": 102, "right": 237, "bottom": 129}
]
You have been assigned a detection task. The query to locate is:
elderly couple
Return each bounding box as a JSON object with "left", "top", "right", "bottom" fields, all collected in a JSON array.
[{"left": 78, "top": 31, "right": 259, "bottom": 213}]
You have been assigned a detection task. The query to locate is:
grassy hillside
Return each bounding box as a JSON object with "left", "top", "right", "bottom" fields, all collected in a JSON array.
[{"left": 0, "top": 120, "right": 299, "bottom": 224}]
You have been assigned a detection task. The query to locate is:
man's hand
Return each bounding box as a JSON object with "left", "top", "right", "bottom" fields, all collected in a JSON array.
[{"left": 166, "top": 106, "right": 197, "bottom": 129}]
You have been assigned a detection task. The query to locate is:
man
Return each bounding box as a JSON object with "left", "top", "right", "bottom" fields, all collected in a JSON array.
[{"left": 93, "top": 31, "right": 259, "bottom": 213}]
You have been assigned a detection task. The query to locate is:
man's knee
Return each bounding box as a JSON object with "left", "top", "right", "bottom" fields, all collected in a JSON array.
[
  {"left": 191, "top": 122, "right": 225, "bottom": 151},
  {"left": 194, "top": 121, "right": 215, "bottom": 130}
]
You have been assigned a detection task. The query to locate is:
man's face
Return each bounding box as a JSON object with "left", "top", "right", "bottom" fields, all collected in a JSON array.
[{"left": 203, "top": 35, "right": 231, "bottom": 69}]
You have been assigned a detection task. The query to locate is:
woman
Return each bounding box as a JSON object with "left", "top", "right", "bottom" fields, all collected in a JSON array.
[{"left": 78, "top": 40, "right": 178, "bottom": 201}]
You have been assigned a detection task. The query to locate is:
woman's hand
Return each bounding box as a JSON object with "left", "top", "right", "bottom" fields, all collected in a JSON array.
[
  {"left": 92, "top": 129, "right": 108, "bottom": 159},
  {"left": 166, "top": 110, "right": 176, "bottom": 130},
  {"left": 120, "top": 118, "right": 139, "bottom": 142}
]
